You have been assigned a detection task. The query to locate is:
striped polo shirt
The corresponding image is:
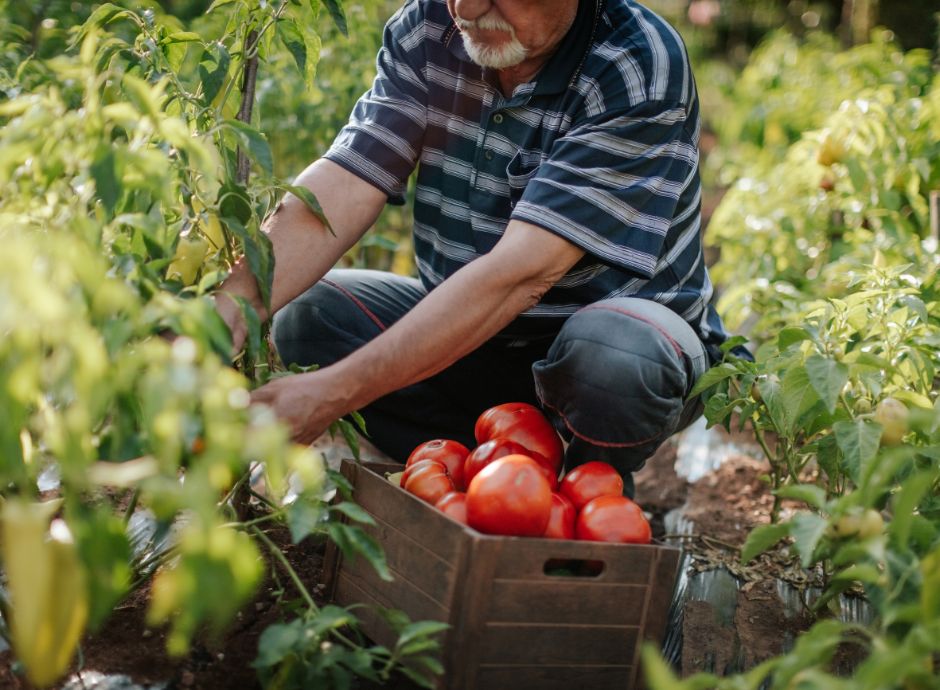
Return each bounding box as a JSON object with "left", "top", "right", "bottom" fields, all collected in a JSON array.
[{"left": 325, "top": 0, "right": 730, "bottom": 358}]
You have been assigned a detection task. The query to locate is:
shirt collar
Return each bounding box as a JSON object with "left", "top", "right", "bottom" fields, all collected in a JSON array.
[{"left": 441, "top": 0, "right": 604, "bottom": 96}]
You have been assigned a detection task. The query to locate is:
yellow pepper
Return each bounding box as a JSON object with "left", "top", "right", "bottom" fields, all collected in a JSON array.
[{"left": 1, "top": 499, "right": 89, "bottom": 688}]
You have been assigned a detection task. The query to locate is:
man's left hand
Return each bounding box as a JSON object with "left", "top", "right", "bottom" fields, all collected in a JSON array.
[{"left": 250, "top": 370, "right": 347, "bottom": 445}]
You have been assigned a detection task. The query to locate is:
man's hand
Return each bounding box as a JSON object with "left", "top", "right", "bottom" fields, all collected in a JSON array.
[{"left": 250, "top": 370, "right": 351, "bottom": 445}]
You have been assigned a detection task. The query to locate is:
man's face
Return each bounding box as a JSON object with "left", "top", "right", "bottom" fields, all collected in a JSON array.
[{"left": 447, "top": 0, "right": 578, "bottom": 70}]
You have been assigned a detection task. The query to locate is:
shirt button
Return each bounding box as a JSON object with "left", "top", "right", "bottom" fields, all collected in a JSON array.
[
  {"left": 493, "top": 113, "right": 504, "bottom": 124},
  {"left": 484, "top": 150, "right": 494, "bottom": 161}
]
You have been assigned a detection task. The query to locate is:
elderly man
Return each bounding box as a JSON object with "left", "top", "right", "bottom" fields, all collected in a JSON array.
[{"left": 217, "top": 0, "right": 732, "bottom": 494}]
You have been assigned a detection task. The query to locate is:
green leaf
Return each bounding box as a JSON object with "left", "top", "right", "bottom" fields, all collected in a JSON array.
[
  {"left": 833, "top": 419, "right": 881, "bottom": 484},
  {"left": 334, "top": 418, "right": 361, "bottom": 461},
  {"left": 326, "top": 468, "right": 354, "bottom": 501},
  {"left": 740, "top": 522, "right": 791, "bottom": 563},
  {"left": 396, "top": 620, "right": 449, "bottom": 648},
  {"left": 830, "top": 563, "right": 883, "bottom": 585},
  {"left": 757, "top": 374, "right": 788, "bottom": 434},
  {"left": 309, "top": 604, "right": 356, "bottom": 636},
  {"left": 254, "top": 620, "right": 302, "bottom": 668},
  {"left": 719, "top": 335, "right": 749, "bottom": 354},
  {"left": 689, "top": 363, "right": 740, "bottom": 398},
  {"left": 278, "top": 182, "right": 332, "bottom": 233},
  {"left": 889, "top": 471, "right": 934, "bottom": 547},
  {"left": 921, "top": 547, "right": 940, "bottom": 620},
  {"left": 777, "top": 327, "right": 811, "bottom": 351},
  {"left": 776, "top": 484, "right": 827, "bottom": 510},
  {"left": 327, "top": 523, "right": 392, "bottom": 581},
  {"left": 198, "top": 43, "right": 230, "bottom": 106},
  {"left": 330, "top": 501, "right": 376, "bottom": 526},
  {"left": 780, "top": 366, "right": 820, "bottom": 435},
  {"left": 208, "top": 0, "right": 238, "bottom": 11},
  {"left": 286, "top": 498, "right": 323, "bottom": 543},
  {"left": 277, "top": 19, "right": 307, "bottom": 80},
  {"left": 231, "top": 295, "right": 262, "bottom": 363},
  {"left": 90, "top": 148, "right": 120, "bottom": 215},
  {"left": 790, "top": 513, "right": 828, "bottom": 568},
  {"left": 804, "top": 355, "right": 848, "bottom": 414},
  {"left": 349, "top": 410, "right": 368, "bottom": 436},
  {"left": 320, "top": 0, "right": 348, "bottom": 35},
  {"left": 121, "top": 74, "right": 162, "bottom": 121},
  {"left": 223, "top": 120, "right": 273, "bottom": 176}
]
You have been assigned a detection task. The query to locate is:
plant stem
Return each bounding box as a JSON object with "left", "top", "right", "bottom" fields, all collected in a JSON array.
[
  {"left": 124, "top": 488, "right": 140, "bottom": 524},
  {"left": 250, "top": 525, "right": 317, "bottom": 611},
  {"left": 235, "top": 27, "right": 259, "bottom": 185},
  {"left": 249, "top": 525, "right": 362, "bottom": 649}
]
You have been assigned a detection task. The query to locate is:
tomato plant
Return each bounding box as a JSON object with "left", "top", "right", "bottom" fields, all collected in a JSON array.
[
  {"left": 559, "top": 461, "right": 624, "bottom": 511},
  {"left": 407, "top": 439, "right": 470, "bottom": 490},
  {"left": 466, "top": 455, "right": 552, "bottom": 537},
  {"left": 576, "top": 496, "right": 651, "bottom": 544},
  {"left": 474, "top": 402, "right": 564, "bottom": 471}
]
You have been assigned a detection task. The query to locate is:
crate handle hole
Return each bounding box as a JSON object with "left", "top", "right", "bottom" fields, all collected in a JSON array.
[{"left": 543, "top": 558, "right": 606, "bottom": 578}]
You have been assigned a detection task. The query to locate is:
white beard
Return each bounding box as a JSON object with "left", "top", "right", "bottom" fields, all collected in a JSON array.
[{"left": 455, "top": 13, "right": 528, "bottom": 69}]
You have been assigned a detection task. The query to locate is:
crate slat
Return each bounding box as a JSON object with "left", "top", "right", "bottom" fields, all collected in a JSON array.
[{"left": 479, "top": 622, "right": 640, "bottom": 665}]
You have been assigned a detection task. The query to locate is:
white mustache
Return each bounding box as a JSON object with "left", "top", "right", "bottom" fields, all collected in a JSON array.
[{"left": 454, "top": 13, "right": 515, "bottom": 33}]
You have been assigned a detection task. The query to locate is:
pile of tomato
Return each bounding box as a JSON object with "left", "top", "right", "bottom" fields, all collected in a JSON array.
[{"left": 397, "top": 403, "right": 651, "bottom": 544}]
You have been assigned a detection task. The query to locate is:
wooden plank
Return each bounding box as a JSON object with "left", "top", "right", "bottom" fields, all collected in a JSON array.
[
  {"left": 486, "top": 580, "right": 648, "bottom": 625},
  {"left": 351, "top": 461, "right": 465, "bottom": 563},
  {"left": 632, "top": 547, "right": 682, "bottom": 690},
  {"left": 479, "top": 622, "right": 639, "bottom": 666},
  {"left": 336, "top": 564, "right": 450, "bottom": 630},
  {"left": 448, "top": 538, "right": 503, "bottom": 690},
  {"left": 488, "top": 536, "right": 664, "bottom": 584},
  {"left": 352, "top": 512, "right": 457, "bottom": 607},
  {"left": 474, "top": 664, "right": 634, "bottom": 690}
]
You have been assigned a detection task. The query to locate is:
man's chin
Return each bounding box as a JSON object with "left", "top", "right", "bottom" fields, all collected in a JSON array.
[{"left": 462, "top": 39, "right": 528, "bottom": 70}]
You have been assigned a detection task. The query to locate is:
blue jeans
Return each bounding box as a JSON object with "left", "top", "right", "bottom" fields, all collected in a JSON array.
[{"left": 272, "top": 269, "right": 709, "bottom": 495}]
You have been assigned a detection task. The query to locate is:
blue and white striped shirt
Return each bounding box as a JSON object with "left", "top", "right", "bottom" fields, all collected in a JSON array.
[{"left": 325, "top": 0, "right": 730, "bottom": 358}]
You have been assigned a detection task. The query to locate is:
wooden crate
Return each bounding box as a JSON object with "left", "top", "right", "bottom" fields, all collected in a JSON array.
[{"left": 323, "top": 459, "right": 681, "bottom": 690}]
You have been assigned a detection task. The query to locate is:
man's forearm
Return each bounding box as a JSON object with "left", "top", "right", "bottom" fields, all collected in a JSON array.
[
  {"left": 327, "top": 222, "right": 585, "bottom": 414},
  {"left": 218, "top": 159, "right": 387, "bottom": 322}
]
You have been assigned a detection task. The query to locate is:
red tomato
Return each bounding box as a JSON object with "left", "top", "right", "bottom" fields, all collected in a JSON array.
[
  {"left": 466, "top": 455, "right": 552, "bottom": 537},
  {"left": 474, "top": 402, "right": 564, "bottom": 472},
  {"left": 402, "top": 459, "right": 454, "bottom": 505},
  {"left": 400, "top": 458, "right": 446, "bottom": 487},
  {"left": 576, "top": 495, "right": 651, "bottom": 544},
  {"left": 543, "top": 492, "right": 576, "bottom": 540},
  {"left": 434, "top": 491, "right": 468, "bottom": 525},
  {"left": 464, "top": 438, "right": 558, "bottom": 490},
  {"left": 406, "top": 439, "right": 470, "bottom": 490},
  {"left": 559, "top": 461, "right": 624, "bottom": 511}
]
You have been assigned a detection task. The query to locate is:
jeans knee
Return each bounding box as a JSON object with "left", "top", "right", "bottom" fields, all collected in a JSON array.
[
  {"left": 271, "top": 281, "right": 368, "bottom": 368},
  {"left": 533, "top": 303, "right": 690, "bottom": 451}
]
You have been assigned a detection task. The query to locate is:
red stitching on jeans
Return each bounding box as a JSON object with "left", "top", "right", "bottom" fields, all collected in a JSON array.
[
  {"left": 321, "top": 279, "right": 387, "bottom": 332},
  {"left": 538, "top": 398, "right": 664, "bottom": 449},
  {"left": 577, "top": 304, "right": 684, "bottom": 359}
]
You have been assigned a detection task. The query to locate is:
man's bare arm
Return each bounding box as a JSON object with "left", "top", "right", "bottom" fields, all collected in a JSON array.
[
  {"left": 251, "top": 220, "right": 586, "bottom": 443},
  {"left": 216, "top": 159, "right": 388, "bottom": 348}
]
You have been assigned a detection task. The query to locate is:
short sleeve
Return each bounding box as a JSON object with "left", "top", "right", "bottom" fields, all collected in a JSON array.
[
  {"left": 324, "top": 2, "right": 428, "bottom": 205},
  {"left": 510, "top": 100, "right": 698, "bottom": 278}
]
